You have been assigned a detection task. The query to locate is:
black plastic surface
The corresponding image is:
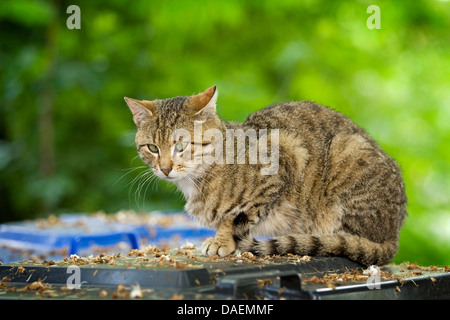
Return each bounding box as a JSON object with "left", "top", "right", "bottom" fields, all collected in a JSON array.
[{"left": 1, "top": 254, "right": 449, "bottom": 300}]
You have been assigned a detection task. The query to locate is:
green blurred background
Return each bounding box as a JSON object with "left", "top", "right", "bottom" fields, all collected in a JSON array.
[{"left": 0, "top": 0, "right": 449, "bottom": 265}]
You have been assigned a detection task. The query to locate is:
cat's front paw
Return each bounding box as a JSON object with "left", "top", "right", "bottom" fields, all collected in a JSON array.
[{"left": 201, "top": 237, "right": 236, "bottom": 257}]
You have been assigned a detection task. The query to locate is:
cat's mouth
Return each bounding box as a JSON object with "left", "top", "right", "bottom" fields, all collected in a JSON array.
[
  {"left": 151, "top": 166, "right": 190, "bottom": 181},
  {"left": 155, "top": 173, "right": 175, "bottom": 180},
  {"left": 155, "top": 170, "right": 183, "bottom": 181}
]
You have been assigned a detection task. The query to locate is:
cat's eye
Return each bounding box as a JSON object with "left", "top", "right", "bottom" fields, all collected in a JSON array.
[
  {"left": 147, "top": 144, "right": 159, "bottom": 154},
  {"left": 174, "top": 142, "right": 188, "bottom": 153}
]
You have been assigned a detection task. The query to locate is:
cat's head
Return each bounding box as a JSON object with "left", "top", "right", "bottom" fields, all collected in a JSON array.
[{"left": 124, "top": 85, "right": 222, "bottom": 182}]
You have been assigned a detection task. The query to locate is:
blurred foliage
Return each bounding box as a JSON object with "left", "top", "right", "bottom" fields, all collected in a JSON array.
[{"left": 0, "top": 0, "right": 449, "bottom": 265}]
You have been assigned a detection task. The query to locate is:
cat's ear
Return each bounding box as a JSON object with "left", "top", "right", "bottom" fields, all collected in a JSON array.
[
  {"left": 188, "top": 85, "right": 217, "bottom": 116},
  {"left": 124, "top": 97, "right": 155, "bottom": 126}
]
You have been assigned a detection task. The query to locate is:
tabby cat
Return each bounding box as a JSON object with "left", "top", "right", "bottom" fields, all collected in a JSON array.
[{"left": 124, "top": 85, "right": 407, "bottom": 266}]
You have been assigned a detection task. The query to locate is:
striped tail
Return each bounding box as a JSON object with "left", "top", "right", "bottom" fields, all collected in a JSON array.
[{"left": 237, "top": 233, "right": 398, "bottom": 266}]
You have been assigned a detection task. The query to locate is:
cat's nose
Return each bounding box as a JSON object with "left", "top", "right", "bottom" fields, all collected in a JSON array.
[{"left": 161, "top": 168, "right": 172, "bottom": 176}]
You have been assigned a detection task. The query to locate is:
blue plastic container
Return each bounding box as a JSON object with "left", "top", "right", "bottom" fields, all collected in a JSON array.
[{"left": 0, "top": 211, "right": 215, "bottom": 263}]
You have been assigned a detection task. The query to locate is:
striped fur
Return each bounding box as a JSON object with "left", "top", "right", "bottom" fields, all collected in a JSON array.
[
  {"left": 237, "top": 234, "right": 398, "bottom": 266},
  {"left": 125, "top": 86, "right": 407, "bottom": 266}
]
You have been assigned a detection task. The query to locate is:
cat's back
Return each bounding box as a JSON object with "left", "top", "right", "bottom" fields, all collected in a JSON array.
[
  {"left": 243, "top": 101, "right": 385, "bottom": 159},
  {"left": 244, "top": 100, "right": 364, "bottom": 137}
]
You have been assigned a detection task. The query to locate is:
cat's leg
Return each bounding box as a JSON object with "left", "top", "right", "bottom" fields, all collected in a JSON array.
[
  {"left": 201, "top": 210, "right": 258, "bottom": 257},
  {"left": 201, "top": 216, "right": 237, "bottom": 257}
]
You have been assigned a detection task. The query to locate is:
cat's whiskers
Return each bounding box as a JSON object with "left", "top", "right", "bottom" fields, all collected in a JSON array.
[
  {"left": 140, "top": 172, "right": 160, "bottom": 204},
  {"left": 129, "top": 170, "right": 148, "bottom": 205},
  {"left": 128, "top": 168, "right": 150, "bottom": 191},
  {"left": 125, "top": 168, "right": 151, "bottom": 206},
  {"left": 184, "top": 167, "right": 217, "bottom": 199},
  {"left": 135, "top": 171, "right": 158, "bottom": 204},
  {"left": 115, "top": 165, "right": 148, "bottom": 185},
  {"left": 188, "top": 165, "right": 215, "bottom": 183},
  {"left": 129, "top": 155, "right": 141, "bottom": 166},
  {"left": 168, "top": 180, "right": 186, "bottom": 202},
  {"left": 127, "top": 168, "right": 158, "bottom": 209},
  {"left": 185, "top": 173, "right": 205, "bottom": 199}
]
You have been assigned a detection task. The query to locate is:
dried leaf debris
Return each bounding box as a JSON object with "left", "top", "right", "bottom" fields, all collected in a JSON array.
[{"left": 1, "top": 242, "right": 449, "bottom": 300}]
